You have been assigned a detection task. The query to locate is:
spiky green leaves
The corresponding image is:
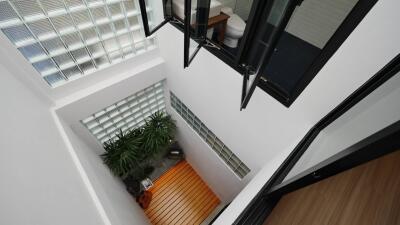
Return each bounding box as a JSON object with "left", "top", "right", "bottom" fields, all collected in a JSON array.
[
  {"left": 101, "top": 111, "right": 176, "bottom": 179},
  {"left": 102, "top": 130, "right": 143, "bottom": 178},
  {"left": 142, "top": 111, "right": 177, "bottom": 156}
]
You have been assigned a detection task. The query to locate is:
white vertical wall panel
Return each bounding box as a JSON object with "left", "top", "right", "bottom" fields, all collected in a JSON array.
[{"left": 286, "top": 0, "right": 359, "bottom": 48}]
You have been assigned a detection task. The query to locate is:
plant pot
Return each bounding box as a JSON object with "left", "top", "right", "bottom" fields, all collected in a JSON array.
[
  {"left": 123, "top": 176, "right": 142, "bottom": 198},
  {"left": 136, "top": 191, "right": 153, "bottom": 209}
]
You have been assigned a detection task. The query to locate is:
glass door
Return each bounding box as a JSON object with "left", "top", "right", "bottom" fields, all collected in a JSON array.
[
  {"left": 184, "top": 0, "right": 211, "bottom": 67},
  {"left": 138, "top": 0, "right": 173, "bottom": 37},
  {"left": 240, "top": 0, "right": 302, "bottom": 109},
  {"left": 139, "top": 0, "right": 210, "bottom": 67}
]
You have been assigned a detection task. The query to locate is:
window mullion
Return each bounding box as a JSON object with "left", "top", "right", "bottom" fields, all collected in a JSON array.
[
  {"left": 120, "top": 1, "right": 137, "bottom": 54},
  {"left": 102, "top": 0, "right": 124, "bottom": 59},
  {"left": 61, "top": 0, "right": 99, "bottom": 69},
  {"left": 133, "top": 0, "right": 148, "bottom": 49},
  {"left": 35, "top": 0, "right": 84, "bottom": 76},
  {"left": 81, "top": 0, "right": 112, "bottom": 64},
  {"left": 7, "top": 0, "right": 68, "bottom": 81}
]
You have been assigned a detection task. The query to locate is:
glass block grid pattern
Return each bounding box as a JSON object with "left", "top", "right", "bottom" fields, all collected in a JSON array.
[
  {"left": 0, "top": 0, "right": 156, "bottom": 87},
  {"left": 82, "top": 81, "right": 165, "bottom": 143},
  {"left": 170, "top": 92, "right": 251, "bottom": 179}
]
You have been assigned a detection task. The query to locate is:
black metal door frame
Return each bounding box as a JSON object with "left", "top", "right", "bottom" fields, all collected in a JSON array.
[
  {"left": 268, "top": 120, "right": 400, "bottom": 198},
  {"left": 138, "top": 0, "right": 172, "bottom": 37},
  {"left": 241, "top": 0, "right": 378, "bottom": 108},
  {"left": 232, "top": 54, "right": 400, "bottom": 224},
  {"left": 183, "top": 0, "right": 211, "bottom": 67},
  {"left": 240, "top": 0, "right": 303, "bottom": 109}
]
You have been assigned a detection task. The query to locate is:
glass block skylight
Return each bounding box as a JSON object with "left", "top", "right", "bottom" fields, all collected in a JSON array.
[{"left": 0, "top": 0, "right": 156, "bottom": 87}]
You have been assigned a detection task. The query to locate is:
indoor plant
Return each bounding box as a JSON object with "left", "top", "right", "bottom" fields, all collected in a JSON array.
[
  {"left": 101, "top": 111, "right": 176, "bottom": 196},
  {"left": 102, "top": 127, "right": 143, "bottom": 179},
  {"left": 142, "top": 111, "right": 177, "bottom": 159}
]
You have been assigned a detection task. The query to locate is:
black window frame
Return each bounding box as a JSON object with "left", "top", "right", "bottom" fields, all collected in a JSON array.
[
  {"left": 139, "top": 0, "right": 211, "bottom": 67},
  {"left": 240, "top": 0, "right": 303, "bottom": 109},
  {"left": 183, "top": 0, "right": 211, "bottom": 67},
  {"left": 255, "top": 0, "right": 379, "bottom": 107},
  {"left": 231, "top": 53, "right": 400, "bottom": 224},
  {"left": 139, "top": 0, "right": 378, "bottom": 108},
  {"left": 138, "top": 0, "right": 173, "bottom": 36}
]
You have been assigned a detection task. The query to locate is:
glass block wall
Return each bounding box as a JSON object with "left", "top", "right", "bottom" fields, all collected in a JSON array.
[
  {"left": 82, "top": 81, "right": 165, "bottom": 143},
  {"left": 0, "top": 0, "right": 156, "bottom": 87},
  {"left": 170, "top": 92, "right": 251, "bottom": 179}
]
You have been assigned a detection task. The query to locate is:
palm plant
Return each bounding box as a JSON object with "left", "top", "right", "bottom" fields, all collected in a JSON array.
[
  {"left": 101, "top": 111, "right": 176, "bottom": 180},
  {"left": 101, "top": 129, "right": 143, "bottom": 179},
  {"left": 141, "top": 111, "right": 177, "bottom": 157}
]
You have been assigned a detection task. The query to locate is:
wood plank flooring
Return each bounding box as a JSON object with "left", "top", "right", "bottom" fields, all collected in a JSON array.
[
  {"left": 264, "top": 150, "right": 400, "bottom": 225},
  {"left": 144, "top": 160, "right": 220, "bottom": 225}
]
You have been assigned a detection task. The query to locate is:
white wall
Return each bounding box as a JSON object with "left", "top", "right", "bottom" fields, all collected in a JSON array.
[
  {"left": 53, "top": 57, "right": 166, "bottom": 225},
  {"left": 233, "top": 0, "right": 254, "bottom": 21},
  {"left": 167, "top": 102, "right": 253, "bottom": 202},
  {"left": 55, "top": 57, "right": 166, "bottom": 153},
  {"left": 0, "top": 26, "right": 160, "bottom": 105},
  {"left": 215, "top": 0, "right": 253, "bottom": 20},
  {"left": 2, "top": 0, "right": 399, "bottom": 223},
  {"left": 212, "top": 143, "right": 297, "bottom": 225},
  {"left": 286, "top": 0, "right": 358, "bottom": 48},
  {"left": 217, "top": 0, "right": 236, "bottom": 10},
  {"left": 157, "top": 0, "right": 400, "bottom": 222},
  {"left": 0, "top": 23, "right": 163, "bottom": 224},
  {"left": 158, "top": 26, "right": 310, "bottom": 202},
  {"left": 59, "top": 118, "right": 150, "bottom": 225},
  {"left": 0, "top": 54, "right": 106, "bottom": 225},
  {"left": 285, "top": 72, "right": 400, "bottom": 180}
]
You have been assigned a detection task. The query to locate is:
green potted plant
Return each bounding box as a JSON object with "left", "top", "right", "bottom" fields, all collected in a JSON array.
[
  {"left": 102, "top": 128, "right": 143, "bottom": 179},
  {"left": 142, "top": 111, "right": 177, "bottom": 159},
  {"left": 101, "top": 111, "right": 176, "bottom": 197}
]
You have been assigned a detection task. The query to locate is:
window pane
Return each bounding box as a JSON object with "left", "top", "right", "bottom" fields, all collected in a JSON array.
[
  {"left": 205, "top": 0, "right": 257, "bottom": 58},
  {"left": 0, "top": 0, "right": 156, "bottom": 87},
  {"left": 19, "top": 43, "right": 45, "bottom": 59},
  {"left": 283, "top": 72, "right": 400, "bottom": 182},
  {"left": 261, "top": 0, "right": 359, "bottom": 96},
  {"left": 82, "top": 81, "right": 166, "bottom": 143},
  {"left": 170, "top": 91, "right": 251, "bottom": 178},
  {"left": 0, "top": 2, "right": 18, "bottom": 23}
]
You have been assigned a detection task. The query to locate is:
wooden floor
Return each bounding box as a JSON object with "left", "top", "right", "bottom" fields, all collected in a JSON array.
[
  {"left": 144, "top": 160, "right": 220, "bottom": 225},
  {"left": 264, "top": 150, "right": 400, "bottom": 225}
]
